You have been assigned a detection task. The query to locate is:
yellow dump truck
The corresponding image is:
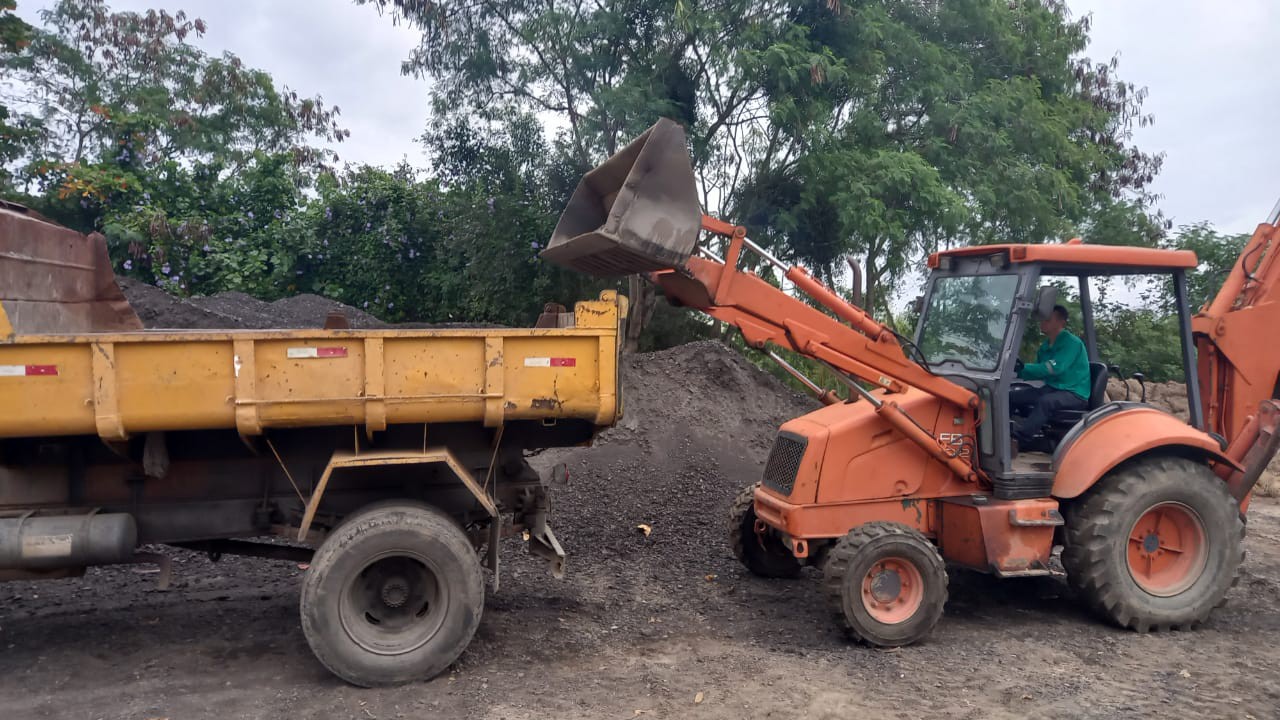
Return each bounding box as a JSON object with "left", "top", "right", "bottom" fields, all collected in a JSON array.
[{"left": 0, "top": 201, "right": 624, "bottom": 686}]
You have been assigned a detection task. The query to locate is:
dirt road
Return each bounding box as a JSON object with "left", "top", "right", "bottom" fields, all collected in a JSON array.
[
  {"left": 3, "top": 504, "right": 1278, "bottom": 719},
  {"left": 2, "top": 342, "right": 1277, "bottom": 719}
]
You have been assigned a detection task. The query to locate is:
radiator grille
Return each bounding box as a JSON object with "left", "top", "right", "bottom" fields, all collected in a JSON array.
[{"left": 762, "top": 432, "right": 807, "bottom": 496}]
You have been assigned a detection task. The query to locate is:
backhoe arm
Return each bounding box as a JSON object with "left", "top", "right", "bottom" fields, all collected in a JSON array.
[
  {"left": 650, "top": 216, "right": 981, "bottom": 483},
  {"left": 1193, "top": 203, "right": 1280, "bottom": 502}
]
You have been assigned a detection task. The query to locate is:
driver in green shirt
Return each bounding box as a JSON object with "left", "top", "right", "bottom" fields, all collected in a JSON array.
[{"left": 1010, "top": 304, "right": 1090, "bottom": 453}]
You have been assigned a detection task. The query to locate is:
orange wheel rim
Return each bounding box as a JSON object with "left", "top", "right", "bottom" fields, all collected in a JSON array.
[
  {"left": 1126, "top": 502, "right": 1208, "bottom": 597},
  {"left": 860, "top": 557, "right": 925, "bottom": 624}
]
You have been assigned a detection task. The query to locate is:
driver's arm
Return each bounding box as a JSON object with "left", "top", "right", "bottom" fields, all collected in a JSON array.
[{"left": 1021, "top": 339, "right": 1082, "bottom": 381}]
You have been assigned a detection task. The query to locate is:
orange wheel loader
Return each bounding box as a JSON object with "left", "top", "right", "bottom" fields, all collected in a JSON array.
[{"left": 542, "top": 118, "right": 1280, "bottom": 645}]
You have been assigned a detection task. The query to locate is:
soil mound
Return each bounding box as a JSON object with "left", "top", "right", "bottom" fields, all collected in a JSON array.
[{"left": 546, "top": 341, "right": 816, "bottom": 573}]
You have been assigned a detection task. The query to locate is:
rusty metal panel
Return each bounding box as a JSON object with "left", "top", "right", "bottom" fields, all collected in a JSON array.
[{"left": 0, "top": 202, "right": 141, "bottom": 337}]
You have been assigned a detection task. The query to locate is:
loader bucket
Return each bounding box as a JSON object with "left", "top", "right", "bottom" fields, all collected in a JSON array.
[
  {"left": 0, "top": 201, "right": 141, "bottom": 338},
  {"left": 541, "top": 118, "right": 702, "bottom": 276}
]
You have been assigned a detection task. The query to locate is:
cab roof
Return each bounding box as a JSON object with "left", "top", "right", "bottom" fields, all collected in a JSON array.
[{"left": 928, "top": 240, "right": 1198, "bottom": 275}]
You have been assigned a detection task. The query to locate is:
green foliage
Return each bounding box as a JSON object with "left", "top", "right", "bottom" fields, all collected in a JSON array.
[
  {"left": 368, "top": 0, "right": 1166, "bottom": 342},
  {"left": 735, "top": 0, "right": 1165, "bottom": 315},
  {"left": 1094, "top": 303, "right": 1182, "bottom": 382},
  {"left": 7, "top": 0, "right": 348, "bottom": 174},
  {"left": 3, "top": 0, "right": 612, "bottom": 328},
  {"left": 4, "top": 0, "right": 349, "bottom": 231},
  {"left": 99, "top": 153, "right": 306, "bottom": 294},
  {"left": 0, "top": 1, "right": 38, "bottom": 192},
  {"left": 639, "top": 301, "right": 717, "bottom": 353},
  {"left": 92, "top": 113, "right": 607, "bottom": 327},
  {"left": 1156, "top": 222, "right": 1251, "bottom": 311}
]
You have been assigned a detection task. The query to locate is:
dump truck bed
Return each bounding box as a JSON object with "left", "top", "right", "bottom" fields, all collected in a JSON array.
[{"left": 0, "top": 292, "right": 623, "bottom": 440}]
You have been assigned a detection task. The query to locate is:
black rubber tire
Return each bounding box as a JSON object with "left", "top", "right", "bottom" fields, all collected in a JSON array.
[
  {"left": 822, "top": 522, "right": 948, "bottom": 647},
  {"left": 300, "top": 501, "right": 484, "bottom": 687},
  {"left": 1061, "top": 455, "right": 1244, "bottom": 632},
  {"left": 729, "top": 483, "right": 801, "bottom": 579}
]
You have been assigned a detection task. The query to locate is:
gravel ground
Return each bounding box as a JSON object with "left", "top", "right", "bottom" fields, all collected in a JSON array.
[{"left": 2, "top": 340, "right": 1278, "bottom": 719}]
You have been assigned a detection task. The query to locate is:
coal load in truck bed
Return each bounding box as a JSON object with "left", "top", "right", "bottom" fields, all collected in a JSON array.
[{"left": 116, "top": 277, "right": 501, "bottom": 330}]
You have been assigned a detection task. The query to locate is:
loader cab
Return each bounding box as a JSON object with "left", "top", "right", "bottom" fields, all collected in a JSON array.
[{"left": 915, "top": 243, "right": 1204, "bottom": 498}]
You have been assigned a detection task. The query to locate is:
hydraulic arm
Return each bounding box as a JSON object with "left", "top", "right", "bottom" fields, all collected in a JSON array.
[
  {"left": 1193, "top": 201, "right": 1280, "bottom": 501},
  {"left": 538, "top": 117, "right": 983, "bottom": 484},
  {"left": 652, "top": 215, "right": 982, "bottom": 483}
]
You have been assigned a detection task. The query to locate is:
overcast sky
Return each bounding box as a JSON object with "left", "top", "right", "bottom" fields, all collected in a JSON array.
[{"left": 18, "top": 0, "right": 1280, "bottom": 235}]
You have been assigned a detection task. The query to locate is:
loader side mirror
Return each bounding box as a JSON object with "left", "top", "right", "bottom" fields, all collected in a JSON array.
[
  {"left": 1131, "top": 372, "right": 1147, "bottom": 403},
  {"left": 1033, "top": 286, "right": 1058, "bottom": 321},
  {"left": 1107, "top": 365, "right": 1127, "bottom": 400},
  {"left": 912, "top": 295, "right": 925, "bottom": 315}
]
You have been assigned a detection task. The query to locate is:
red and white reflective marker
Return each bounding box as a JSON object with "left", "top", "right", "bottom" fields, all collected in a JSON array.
[
  {"left": 524, "top": 357, "right": 576, "bottom": 367},
  {"left": 286, "top": 347, "right": 348, "bottom": 359},
  {"left": 0, "top": 365, "right": 58, "bottom": 377}
]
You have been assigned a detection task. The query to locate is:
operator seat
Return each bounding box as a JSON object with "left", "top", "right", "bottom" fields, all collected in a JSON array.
[{"left": 1048, "top": 362, "right": 1108, "bottom": 428}]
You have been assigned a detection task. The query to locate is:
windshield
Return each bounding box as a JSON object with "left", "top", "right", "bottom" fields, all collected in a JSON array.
[{"left": 918, "top": 274, "right": 1019, "bottom": 371}]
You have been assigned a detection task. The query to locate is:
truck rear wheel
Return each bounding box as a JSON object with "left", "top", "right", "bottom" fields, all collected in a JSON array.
[
  {"left": 300, "top": 501, "right": 484, "bottom": 687},
  {"left": 822, "top": 522, "right": 948, "bottom": 646},
  {"left": 1062, "top": 456, "right": 1244, "bottom": 632},
  {"left": 729, "top": 483, "right": 801, "bottom": 578}
]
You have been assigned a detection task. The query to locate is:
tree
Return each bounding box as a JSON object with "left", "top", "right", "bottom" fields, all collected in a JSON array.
[
  {"left": 4, "top": 0, "right": 348, "bottom": 191},
  {"left": 735, "top": 1, "right": 1165, "bottom": 316},
  {"left": 0, "top": 0, "right": 38, "bottom": 193},
  {"left": 2, "top": 0, "right": 355, "bottom": 288},
  {"left": 1158, "top": 222, "right": 1251, "bottom": 311},
  {"left": 360, "top": 0, "right": 814, "bottom": 349},
  {"left": 368, "top": 0, "right": 1164, "bottom": 346},
  {"left": 100, "top": 152, "right": 308, "bottom": 295}
]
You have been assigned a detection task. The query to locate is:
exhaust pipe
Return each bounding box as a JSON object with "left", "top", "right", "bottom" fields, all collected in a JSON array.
[{"left": 541, "top": 118, "right": 703, "bottom": 277}]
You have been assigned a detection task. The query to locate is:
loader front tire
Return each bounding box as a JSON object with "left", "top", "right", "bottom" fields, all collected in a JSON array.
[
  {"left": 823, "top": 522, "right": 947, "bottom": 647},
  {"left": 729, "top": 484, "right": 801, "bottom": 579},
  {"left": 300, "top": 501, "right": 484, "bottom": 687},
  {"left": 1062, "top": 456, "right": 1244, "bottom": 632}
]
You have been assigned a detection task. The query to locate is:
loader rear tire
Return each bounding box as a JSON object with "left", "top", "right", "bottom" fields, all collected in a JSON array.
[
  {"left": 729, "top": 484, "right": 801, "bottom": 579},
  {"left": 300, "top": 501, "right": 484, "bottom": 687},
  {"left": 1061, "top": 456, "right": 1244, "bottom": 632},
  {"left": 823, "top": 522, "right": 947, "bottom": 647}
]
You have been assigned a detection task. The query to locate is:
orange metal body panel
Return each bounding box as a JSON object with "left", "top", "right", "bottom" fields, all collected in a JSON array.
[
  {"left": 930, "top": 243, "right": 1198, "bottom": 271},
  {"left": 753, "top": 489, "right": 937, "bottom": 539},
  {"left": 776, "top": 390, "right": 977, "bottom": 509},
  {"left": 1052, "top": 406, "right": 1239, "bottom": 499},
  {"left": 1194, "top": 222, "right": 1280, "bottom": 445},
  {"left": 755, "top": 390, "right": 979, "bottom": 540},
  {"left": 937, "top": 497, "right": 1059, "bottom": 575}
]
